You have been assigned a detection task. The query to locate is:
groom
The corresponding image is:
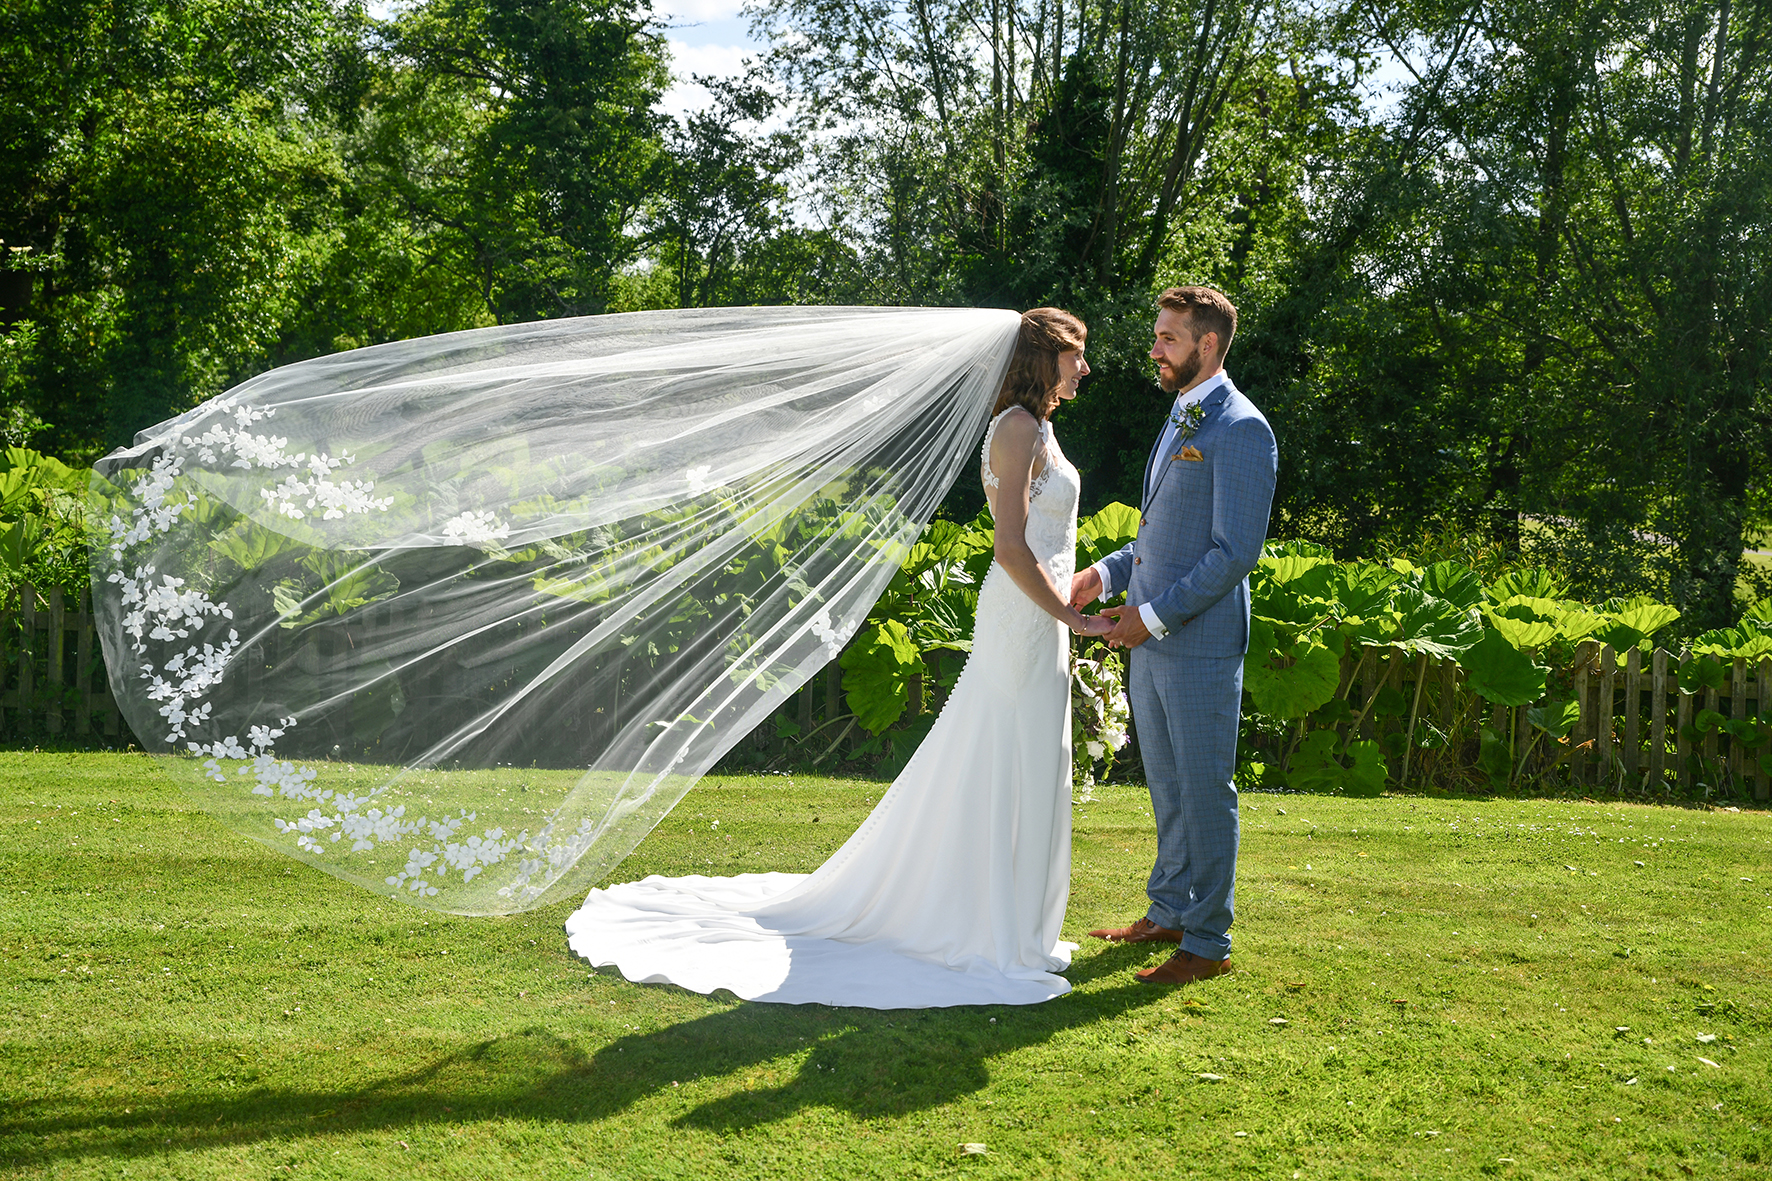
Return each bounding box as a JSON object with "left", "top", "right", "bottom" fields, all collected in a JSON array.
[{"left": 1069, "top": 286, "right": 1277, "bottom": 987}]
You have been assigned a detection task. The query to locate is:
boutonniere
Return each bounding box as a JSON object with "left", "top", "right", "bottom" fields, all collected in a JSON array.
[
  {"left": 1169, "top": 400, "right": 1207, "bottom": 443},
  {"left": 1173, "top": 445, "right": 1204, "bottom": 462}
]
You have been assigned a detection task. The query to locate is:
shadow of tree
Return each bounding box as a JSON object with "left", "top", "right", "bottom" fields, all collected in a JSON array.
[{"left": 0, "top": 944, "right": 1176, "bottom": 1167}]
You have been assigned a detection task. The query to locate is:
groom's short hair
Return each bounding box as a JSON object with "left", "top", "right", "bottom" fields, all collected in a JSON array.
[{"left": 1157, "top": 286, "right": 1237, "bottom": 357}]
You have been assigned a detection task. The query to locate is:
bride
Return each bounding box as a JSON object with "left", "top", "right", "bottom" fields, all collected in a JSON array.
[{"left": 564, "top": 308, "right": 1112, "bottom": 1008}]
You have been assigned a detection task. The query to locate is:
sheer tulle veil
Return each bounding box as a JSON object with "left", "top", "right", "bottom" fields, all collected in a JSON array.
[{"left": 91, "top": 306, "right": 1022, "bottom": 914}]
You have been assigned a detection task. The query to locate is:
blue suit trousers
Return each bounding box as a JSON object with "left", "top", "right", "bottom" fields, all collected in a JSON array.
[{"left": 1128, "top": 647, "right": 1242, "bottom": 960}]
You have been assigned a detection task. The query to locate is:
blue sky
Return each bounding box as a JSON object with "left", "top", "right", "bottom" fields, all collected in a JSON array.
[
  {"left": 650, "top": 5, "right": 1414, "bottom": 121},
  {"left": 652, "top": 0, "right": 763, "bottom": 117},
  {"left": 366, "top": 1, "right": 763, "bottom": 119},
  {"left": 372, "top": 3, "right": 1406, "bottom": 127}
]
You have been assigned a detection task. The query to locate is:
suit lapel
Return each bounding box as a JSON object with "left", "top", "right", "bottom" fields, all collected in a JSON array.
[
  {"left": 1143, "top": 379, "right": 1236, "bottom": 512},
  {"left": 1141, "top": 427, "right": 1168, "bottom": 510}
]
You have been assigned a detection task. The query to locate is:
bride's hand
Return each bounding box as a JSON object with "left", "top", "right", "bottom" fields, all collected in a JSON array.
[{"left": 1068, "top": 610, "right": 1114, "bottom": 637}]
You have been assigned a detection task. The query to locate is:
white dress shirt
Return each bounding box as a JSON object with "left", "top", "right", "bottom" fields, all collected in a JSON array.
[{"left": 1089, "top": 372, "right": 1229, "bottom": 639}]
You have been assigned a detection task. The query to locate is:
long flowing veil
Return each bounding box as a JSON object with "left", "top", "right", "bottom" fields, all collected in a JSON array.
[{"left": 91, "top": 306, "right": 1021, "bottom": 914}]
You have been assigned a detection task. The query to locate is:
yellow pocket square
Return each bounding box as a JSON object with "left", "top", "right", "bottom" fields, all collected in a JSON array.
[{"left": 1173, "top": 445, "right": 1204, "bottom": 462}]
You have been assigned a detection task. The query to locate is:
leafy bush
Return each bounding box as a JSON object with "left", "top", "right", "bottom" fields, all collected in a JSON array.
[
  {"left": 813, "top": 504, "right": 1139, "bottom": 783},
  {"left": 0, "top": 446, "right": 90, "bottom": 600},
  {"left": 821, "top": 512, "right": 1772, "bottom": 796},
  {"left": 1240, "top": 541, "right": 1772, "bottom": 798},
  {"left": 0, "top": 321, "right": 49, "bottom": 448}
]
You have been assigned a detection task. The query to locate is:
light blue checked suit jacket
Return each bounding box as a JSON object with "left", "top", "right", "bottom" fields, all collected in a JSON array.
[{"left": 1099, "top": 374, "right": 1278, "bottom": 656}]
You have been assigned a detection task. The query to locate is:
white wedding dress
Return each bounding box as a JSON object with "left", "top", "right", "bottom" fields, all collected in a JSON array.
[{"left": 564, "top": 411, "right": 1080, "bottom": 1007}]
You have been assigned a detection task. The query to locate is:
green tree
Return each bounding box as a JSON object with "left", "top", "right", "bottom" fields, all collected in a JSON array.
[
  {"left": 751, "top": 0, "right": 1355, "bottom": 519},
  {"left": 0, "top": 0, "right": 364, "bottom": 453},
  {"left": 646, "top": 74, "right": 845, "bottom": 308},
  {"left": 1239, "top": 0, "right": 1772, "bottom": 629},
  {"left": 367, "top": 0, "right": 672, "bottom": 322},
  {"left": 0, "top": 0, "right": 676, "bottom": 456}
]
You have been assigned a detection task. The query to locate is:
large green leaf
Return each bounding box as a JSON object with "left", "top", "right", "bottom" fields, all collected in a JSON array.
[
  {"left": 1677, "top": 655, "right": 1728, "bottom": 693},
  {"left": 1419, "top": 561, "right": 1485, "bottom": 611},
  {"left": 913, "top": 583, "right": 980, "bottom": 650},
  {"left": 960, "top": 507, "right": 997, "bottom": 586},
  {"left": 1287, "top": 731, "right": 1344, "bottom": 793},
  {"left": 1289, "top": 731, "right": 1387, "bottom": 797},
  {"left": 1689, "top": 623, "right": 1772, "bottom": 661},
  {"left": 1552, "top": 607, "right": 1608, "bottom": 643},
  {"left": 840, "top": 619, "right": 922, "bottom": 734},
  {"left": 1489, "top": 594, "right": 1563, "bottom": 621},
  {"left": 1594, "top": 596, "right": 1682, "bottom": 649},
  {"left": 903, "top": 518, "right": 987, "bottom": 577},
  {"left": 0, "top": 467, "right": 39, "bottom": 516},
  {"left": 1244, "top": 616, "right": 1277, "bottom": 686},
  {"left": 1252, "top": 588, "right": 1337, "bottom": 639},
  {"left": 1485, "top": 613, "right": 1558, "bottom": 651},
  {"left": 1261, "top": 553, "right": 1335, "bottom": 591},
  {"left": 1388, "top": 586, "right": 1482, "bottom": 657},
  {"left": 1339, "top": 613, "right": 1398, "bottom": 648},
  {"left": 1477, "top": 725, "right": 1511, "bottom": 785},
  {"left": 273, "top": 552, "right": 401, "bottom": 628},
  {"left": 208, "top": 521, "right": 311, "bottom": 569},
  {"left": 1263, "top": 538, "right": 1334, "bottom": 562},
  {"left": 1325, "top": 561, "right": 1401, "bottom": 617},
  {"left": 1723, "top": 717, "right": 1772, "bottom": 749},
  {"left": 1484, "top": 595, "right": 1570, "bottom": 647},
  {"left": 1526, "top": 697, "right": 1581, "bottom": 740},
  {"left": 1458, "top": 629, "right": 1548, "bottom": 706},
  {"left": 0, "top": 515, "right": 44, "bottom": 572},
  {"left": 1245, "top": 639, "right": 1341, "bottom": 720},
  {"left": 0, "top": 447, "right": 84, "bottom": 495},
  {"left": 1341, "top": 740, "right": 1388, "bottom": 797},
  {"left": 1487, "top": 568, "right": 1568, "bottom": 602},
  {"left": 872, "top": 713, "right": 938, "bottom": 779},
  {"left": 1076, "top": 502, "right": 1140, "bottom": 568}
]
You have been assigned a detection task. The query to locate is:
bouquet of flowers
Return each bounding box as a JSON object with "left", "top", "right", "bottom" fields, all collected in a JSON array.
[{"left": 1071, "top": 645, "right": 1131, "bottom": 790}]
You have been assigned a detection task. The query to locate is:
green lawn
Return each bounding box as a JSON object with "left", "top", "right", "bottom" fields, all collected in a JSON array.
[{"left": 3, "top": 751, "right": 1768, "bottom": 1179}]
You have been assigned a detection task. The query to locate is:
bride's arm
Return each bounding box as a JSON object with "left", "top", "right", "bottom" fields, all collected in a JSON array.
[{"left": 989, "top": 410, "right": 1110, "bottom": 635}]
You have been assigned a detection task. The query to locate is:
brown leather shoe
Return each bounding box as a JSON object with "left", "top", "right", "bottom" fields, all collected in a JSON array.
[
  {"left": 1135, "top": 949, "right": 1233, "bottom": 986},
  {"left": 1087, "top": 917, "right": 1185, "bottom": 943}
]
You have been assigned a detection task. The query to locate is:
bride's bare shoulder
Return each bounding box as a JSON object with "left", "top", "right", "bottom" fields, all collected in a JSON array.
[{"left": 991, "top": 406, "right": 1042, "bottom": 450}]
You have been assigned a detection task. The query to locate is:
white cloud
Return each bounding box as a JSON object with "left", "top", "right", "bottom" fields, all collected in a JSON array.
[
  {"left": 669, "top": 38, "right": 756, "bottom": 76},
  {"left": 374, "top": 0, "right": 764, "bottom": 119},
  {"left": 654, "top": 0, "right": 750, "bottom": 21},
  {"left": 659, "top": 39, "right": 758, "bottom": 117}
]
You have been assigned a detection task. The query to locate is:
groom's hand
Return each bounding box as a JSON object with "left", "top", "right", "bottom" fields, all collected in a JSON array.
[
  {"left": 1068, "top": 568, "right": 1102, "bottom": 609},
  {"left": 1099, "top": 606, "right": 1152, "bottom": 650}
]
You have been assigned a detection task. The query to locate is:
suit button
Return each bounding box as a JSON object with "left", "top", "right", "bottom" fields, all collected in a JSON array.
[{"left": 1134, "top": 557, "right": 1142, "bottom": 565}]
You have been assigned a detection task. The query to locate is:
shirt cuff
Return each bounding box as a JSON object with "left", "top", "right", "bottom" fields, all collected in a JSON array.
[
  {"left": 1137, "top": 601, "right": 1168, "bottom": 639},
  {"left": 1088, "top": 561, "right": 1112, "bottom": 603}
]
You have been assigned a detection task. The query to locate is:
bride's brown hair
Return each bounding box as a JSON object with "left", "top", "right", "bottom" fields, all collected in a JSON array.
[{"left": 991, "top": 307, "right": 1087, "bottom": 421}]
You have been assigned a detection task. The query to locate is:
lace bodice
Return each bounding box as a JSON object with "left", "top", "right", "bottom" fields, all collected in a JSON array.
[{"left": 979, "top": 409, "right": 1080, "bottom": 587}]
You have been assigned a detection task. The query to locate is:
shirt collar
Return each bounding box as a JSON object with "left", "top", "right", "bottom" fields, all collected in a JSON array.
[{"left": 1171, "top": 370, "right": 1230, "bottom": 416}]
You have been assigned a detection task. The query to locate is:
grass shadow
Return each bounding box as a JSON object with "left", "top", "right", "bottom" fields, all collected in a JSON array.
[{"left": 0, "top": 943, "right": 1179, "bottom": 1168}]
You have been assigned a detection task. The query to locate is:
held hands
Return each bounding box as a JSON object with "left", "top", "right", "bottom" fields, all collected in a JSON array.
[
  {"left": 1098, "top": 605, "right": 1153, "bottom": 650},
  {"left": 1065, "top": 567, "right": 1115, "bottom": 637},
  {"left": 1067, "top": 609, "right": 1115, "bottom": 637},
  {"left": 1068, "top": 567, "right": 1102, "bottom": 610},
  {"left": 1065, "top": 567, "right": 1152, "bottom": 647}
]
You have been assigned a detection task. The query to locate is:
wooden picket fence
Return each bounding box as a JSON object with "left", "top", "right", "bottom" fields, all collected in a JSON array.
[
  {"left": 6, "top": 578, "right": 1770, "bottom": 801},
  {"left": 2, "top": 583, "right": 127, "bottom": 740},
  {"left": 1330, "top": 642, "right": 1772, "bottom": 799}
]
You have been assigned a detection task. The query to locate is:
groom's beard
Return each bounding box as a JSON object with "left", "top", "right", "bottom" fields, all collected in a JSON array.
[{"left": 1157, "top": 343, "right": 1203, "bottom": 394}]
